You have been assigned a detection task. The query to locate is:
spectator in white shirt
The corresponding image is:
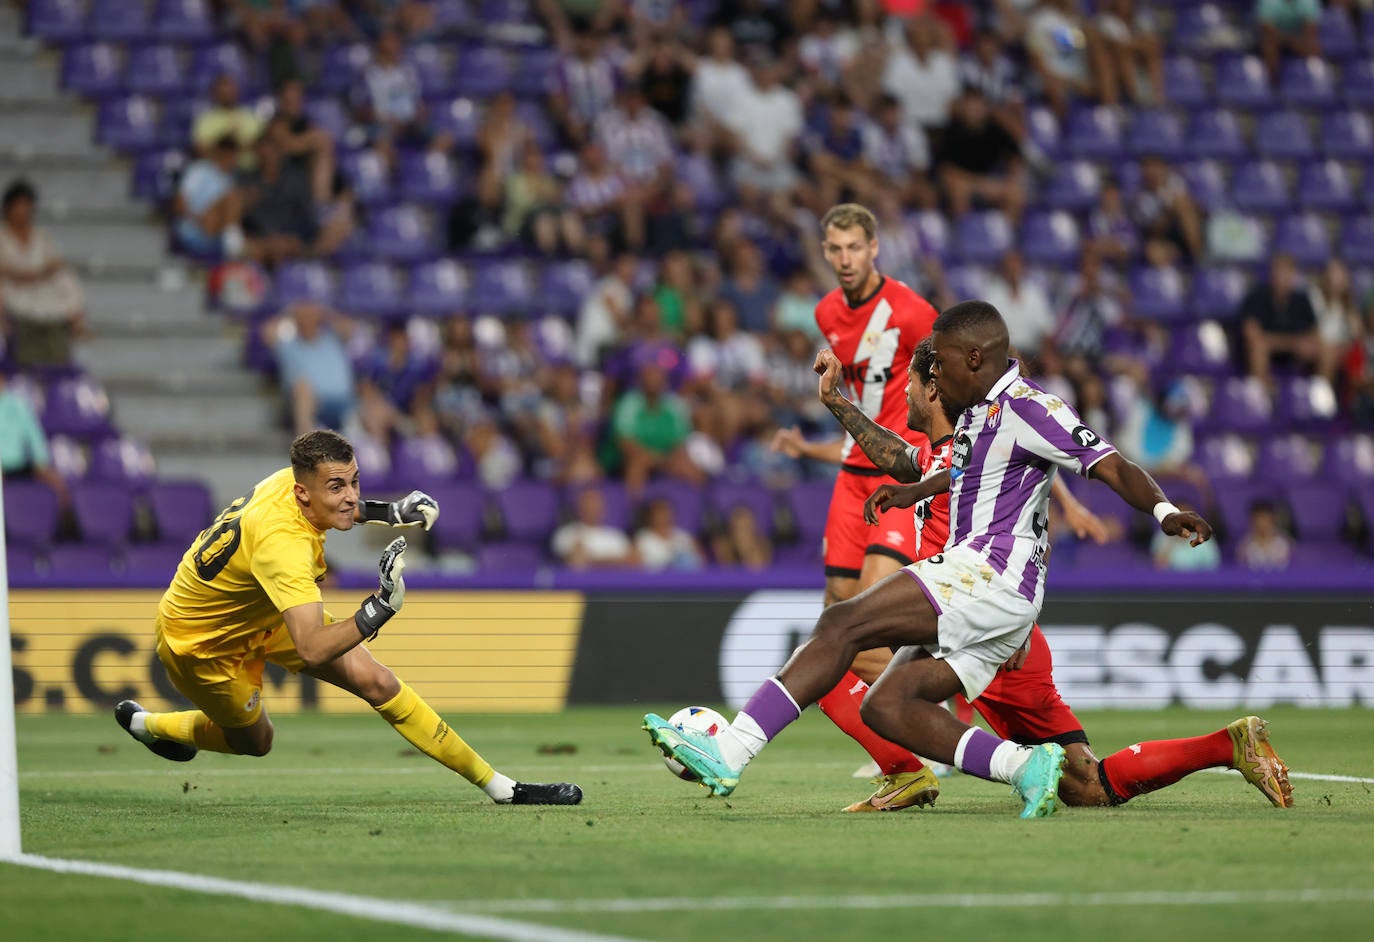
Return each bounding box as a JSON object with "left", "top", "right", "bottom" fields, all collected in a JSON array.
[
  {"left": 723, "top": 56, "right": 803, "bottom": 196},
  {"left": 861, "top": 93, "right": 932, "bottom": 207},
  {"left": 880, "top": 15, "right": 960, "bottom": 132},
  {"left": 691, "top": 27, "right": 752, "bottom": 131},
  {"left": 982, "top": 248, "right": 1057, "bottom": 363},
  {"left": 634, "top": 498, "right": 705, "bottom": 571},
  {"left": 575, "top": 252, "right": 638, "bottom": 369},
  {"left": 354, "top": 28, "right": 452, "bottom": 166},
  {"left": 553, "top": 488, "right": 640, "bottom": 569}
]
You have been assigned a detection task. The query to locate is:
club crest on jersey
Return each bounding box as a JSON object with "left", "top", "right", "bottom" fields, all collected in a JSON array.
[
  {"left": 984, "top": 403, "right": 1001, "bottom": 430},
  {"left": 951, "top": 431, "right": 972, "bottom": 470}
]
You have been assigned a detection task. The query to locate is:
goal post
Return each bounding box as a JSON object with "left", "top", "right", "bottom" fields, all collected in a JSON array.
[{"left": 0, "top": 466, "right": 21, "bottom": 859}]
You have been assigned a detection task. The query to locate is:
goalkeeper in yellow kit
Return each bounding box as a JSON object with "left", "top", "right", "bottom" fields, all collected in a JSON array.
[{"left": 115, "top": 429, "right": 582, "bottom": 805}]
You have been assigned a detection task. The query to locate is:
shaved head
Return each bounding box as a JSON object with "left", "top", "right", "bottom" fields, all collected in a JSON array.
[{"left": 929, "top": 301, "right": 1013, "bottom": 416}]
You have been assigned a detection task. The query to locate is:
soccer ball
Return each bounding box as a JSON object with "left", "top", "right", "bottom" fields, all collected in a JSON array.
[{"left": 660, "top": 706, "right": 728, "bottom": 782}]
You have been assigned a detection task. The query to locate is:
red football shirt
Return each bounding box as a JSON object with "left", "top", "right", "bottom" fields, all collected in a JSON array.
[
  {"left": 814, "top": 277, "right": 938, "bottom": 472},
  {"left": 912, "top": 434, "right": 954, "bottom": 561}
]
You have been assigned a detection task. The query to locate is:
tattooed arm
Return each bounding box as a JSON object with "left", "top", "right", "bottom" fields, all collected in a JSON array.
[{"left": 813, "top": 348, "right": 923, "bottom": 484}]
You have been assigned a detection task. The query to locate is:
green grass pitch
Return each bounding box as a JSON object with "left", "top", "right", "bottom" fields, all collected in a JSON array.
[{"left": 5, "top": 706, "right": 1373, "bottom": 941}]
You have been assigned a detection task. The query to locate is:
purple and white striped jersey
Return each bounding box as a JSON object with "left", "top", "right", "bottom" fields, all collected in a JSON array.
[{"left": 947, "top": 360, "right": 1116, "bottom": 607}]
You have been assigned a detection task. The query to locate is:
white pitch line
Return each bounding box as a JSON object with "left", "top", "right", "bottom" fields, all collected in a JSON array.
[
  {"left": 454, "top": 888, "right": 1374, "bottom": 915},
  {"left": 6, "top": 854, "right": 648, "bottom": 942},
  {"left": 1203, "top": 768, "right": 1374, "bottom": 785}
]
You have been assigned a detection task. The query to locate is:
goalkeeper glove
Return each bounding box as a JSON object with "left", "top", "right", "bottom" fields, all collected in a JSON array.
[
  {"left": 355, "top": 537, "right": 407, "bottom": 641},
  {"left": 362, "top": 490, "right": 440, "bottom": 530}
]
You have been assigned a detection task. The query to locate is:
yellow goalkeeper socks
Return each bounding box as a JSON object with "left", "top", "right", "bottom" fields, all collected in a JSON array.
[
  {"left": 143, "top": 711, "right": 233, "bottom": 754},
  {"left": 375, "top": 683, "right": 504, "bottom": 794}
]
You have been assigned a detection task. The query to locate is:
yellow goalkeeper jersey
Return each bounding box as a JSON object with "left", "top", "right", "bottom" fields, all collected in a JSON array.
[{"left": 158, "top": 467, "right": 328, "bottom": 658}]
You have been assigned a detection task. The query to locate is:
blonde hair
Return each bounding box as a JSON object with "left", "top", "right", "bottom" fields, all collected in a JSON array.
[{"left": 820, "top": 203, "right": 877, "bottom": 241}]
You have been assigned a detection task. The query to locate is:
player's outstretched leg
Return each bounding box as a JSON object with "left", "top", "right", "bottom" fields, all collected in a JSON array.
[
  {"left": 643, "top": 712, "right": 743, "bottom": 797},
  {"left": 114, "top": 700, "right": 198, "bottom": 762},
  {"left": 1227, "top": 715, "right": 1294, "bottom": 808}
]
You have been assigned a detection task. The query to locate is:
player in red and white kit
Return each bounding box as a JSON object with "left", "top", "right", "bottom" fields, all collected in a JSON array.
[
  {"left": 817, "top": 338, "right": 1293, "bottom": 810},
  {"left": 769, "top": 204, "right": 943, "bottom": 810}
]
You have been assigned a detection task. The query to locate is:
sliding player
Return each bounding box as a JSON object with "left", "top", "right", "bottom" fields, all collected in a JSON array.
[{"left": 116, "top": 429, "right": 582, "bottom": 806}]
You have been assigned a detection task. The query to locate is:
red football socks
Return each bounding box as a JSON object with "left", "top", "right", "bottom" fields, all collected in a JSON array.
[
  {"left": 1100, "top": 728, "right": 1234, "bottom": 801},
  {"left": 818, "top": 671, "right": 926, "bottom": 775}
]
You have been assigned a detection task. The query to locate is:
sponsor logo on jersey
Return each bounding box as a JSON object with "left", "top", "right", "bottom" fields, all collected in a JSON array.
[
  {"left": 951, "top": 432, "right": 972, "bottom": 470},
  {"left": 1071, "top": 425, "right": 1101, "bottom": 448}
]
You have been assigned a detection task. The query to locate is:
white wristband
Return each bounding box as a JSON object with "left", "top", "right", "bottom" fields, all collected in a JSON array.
[{"left": 1152, "top": 501, "right": 1181, "bottom": 525}]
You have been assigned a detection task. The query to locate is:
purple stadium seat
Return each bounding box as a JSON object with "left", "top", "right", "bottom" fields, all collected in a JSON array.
[
  {"left": 397, "top": 151, "right": 459, "bottom": 204},
  {"left": 454, "top": 46, "right": 513, "bottom": 99},
  {"left": 1081, "top": 483, "right": 1136, "bottom": 536},
  {"left": 1327, "top": 434, "right": 1374, "bottom": 489},
  {"left": 339, "top": 261, "right": 404, "bottom": 319},
  {"left": 1168, "top": 320, "right": 1233, "bottom": 376},
  {"left": 477, "top": 542, "right": 547, "bottom": 572},
  {"left": 1283, "top": 482, "right": 1350, "bottom": 543},
  {"left": 3, "top": 480, "right": 61, "bottom": 549},
  {"left": 1025, "top": 106, "right": 1063, "bottom": 161},
  {"left": 1212, "top": 481, "right": 1274, "bottom": 539},
  {"left": 131, "top": 147, "right": 185, "bottom": 203},
  {"left": 493, "top": 481, "right": 560, "bottom": 543},
  {"left": 1276, "top": 375, "right": 1339, "bottom": 425},
  {"left": 394, "top": 435, "right": 462, "bottom": 481},
  {"left": 47, "top": 544, "right": 120, "bottom": 579},
  {"left": 511, "top": 47, "right": 560, "bottom": 98},
  {"left": 340, "top": 149, "right": 394, "bottom": 208},
  {"left": 1162, "top": 57, "right": 1209, "bottom": 108},
  {"left": 1171, "top": 4, "right": 1227, "bottom": 53},
  {"left": 1254, "top": 111, "right": 1314, "bottom": 160},
  {"left": 89, "top": 0, "right": 152, "bottom": 41},
  {"left": 407, "top": 43, "right": 453, "bottom": 99},
  {"left": 944, "top": 264, "right": 988, "bottom": 302},
  {"left": 6, "top": 545, "right": 42, "bottom": 582},
  {"left": 433, "top": 0, "right": 475, "bottom": 31},
  {"left": 27, "top": 0, "right": 86, "bottom": 43},
  {"left": 42, "top": 376, "right": 112, "bottom": 438},
  {"left": 1043, "top": 160, "right": 1100, "bottom": 212},
  {"left": 123, "top": 544, "right": 189, "bottom": 582},
  {"left": 954, "top": 211, "right": 1013, "bottom": 266},
  {"left": 1208, "top": 376, "right": 1274, "bottom": 434},
  {"left": 1296, "top": 160, "right": 1356, "bottom": 212},
  {"left": 97, "top": 96, "right": 161, "bottom": 152},
  {"left": 88, "top": 436, "right": 156, "bottom": 483},
  {"left": 431, "top": 97, "right": 483, "bottom": 150},
  {"left": 1272, "top": 213, "right": 1332, "bottom": 267},
  {"left": 538, "top": 260, "right": 594, "bottom": 318},
  {"left": 1320, "top": 111, "right": 1373, "bottom": 160},
  {"left": 1230, "top": 160, "right": 1291, "bottom": 213},
  {"left": 781, "top": 479, "right": 835, "bottom": 545},
  {"left": 1358, "top": 487, "right": 1374, "bottom": 553},
  {"left": 407, "top": 259, "right": 470, "bottom": 316},
  {"left": 62, "top": 43, "right": 125, "bottom": 98},
  {"left": 1216, "top": 55, "right": 1273, "bottom": 110},
  {"left": 1340, "top": 216, "right": 1374, "bottom": 266},
  {"left": 1066, "top": 105, "right": 1124, "bottom": 160},
  {"left": 641, "top": 480, "right": 705, "bottom": 536},
  {"left": 273, "top": 261, "right": 335, "bottom": 306},
  {"left": 1178, "top": 160, "right": 1228, "bottom": 212},
  {"left": 147, "top": 480, "right": 214, "bottom": 545},
  {"left": 479, "top": 0, "right": 536, "bottom": 24},
  {"left": 1318, "top": 7, "right": 1361, "bottom": 60},
  {"left": 1279, "top": 57, "right": 1336, "bottom": 109},
  {"left": 368, "top": 206, "right": 439, "bottom": 264},
  {"left": 709, "top": 483, "right": 776, "bottom": 536},
  {"left": 189, "top": 43, "right": 253, "bottom": 94},
  {"left": 1187, "top": 109, "right": 1248, "bottom": 159},
  {"left": 304, "top": 98, "right": 349, "bottom": 142},
  {"left": 1256, "top": 434, "right": 1321, "bottom": 484},
  {"left": 126, "top": 44, "right": 187, "bottom": 97},
  {"left": 1129, "top": 265, "right": 1188, "bottom": 322},
  {"left": 1190, "top": 266, "right": 1249, "bottom": 320},
  {"left": 1342, "top": 59, "right": 1374, "bottom": 108},
  {"left": 1194, "top": 434, "right": 1255, "bottom": 484},
  {"left": 316, "top": 42, "right": 371, "bottom": 95},
  {"left": 1020, "top": 211, "right": 1080, "bottom": 267},
  {"left": 72, "top": 481, "right": 136, "bottom": 546},
  {"left": 427, "top": 482, "right": 485, "bottom": 551},
  {"left": 152, "top": 0, "right": 214, "bottom": 42},
  {"left": 1127, "top": 109, "right": 1184, "bottom": 159},
  {"left": 471, "top": 260, "right": 535, "bottom": 316},
  {"left": 909, "top": 210, "right": 951, "bottom": 261},
  {"left": 46, "top": 434, "right": 89, "bottom": 479}
]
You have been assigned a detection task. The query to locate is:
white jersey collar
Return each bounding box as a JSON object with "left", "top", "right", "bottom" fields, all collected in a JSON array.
[{"left": 983, "top": 358, "right": 1021, "bottom": 403}]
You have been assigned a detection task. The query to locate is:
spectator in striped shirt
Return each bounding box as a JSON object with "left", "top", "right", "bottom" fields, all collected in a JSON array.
[
  {"left": 593, "top": 86, "right": 676, "bottom": 190},
  {"left": 566, "top": 142, "right": 645, "bottom": 251},
  {"left": 550, "top": 28, "right": 621, "bottom": 148}
]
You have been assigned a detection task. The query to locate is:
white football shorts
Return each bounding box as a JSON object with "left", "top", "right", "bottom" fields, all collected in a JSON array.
[{"left": 902, "top": 545, "right": 1039, "bottom": 700}]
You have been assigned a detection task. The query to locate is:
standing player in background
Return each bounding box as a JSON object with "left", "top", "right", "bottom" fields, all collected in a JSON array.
[
  {"left": 115, "top": 429, "right": 582, "bottom": 806},
  {"left": 770, "top": 202, "right": 942, "bottom": 812},
  {"left": 646, "top": 302, "right": 1219, "bottom": 817},
  {"left": 830, "top": 339, "right": 1292, "bottom": 809}
]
